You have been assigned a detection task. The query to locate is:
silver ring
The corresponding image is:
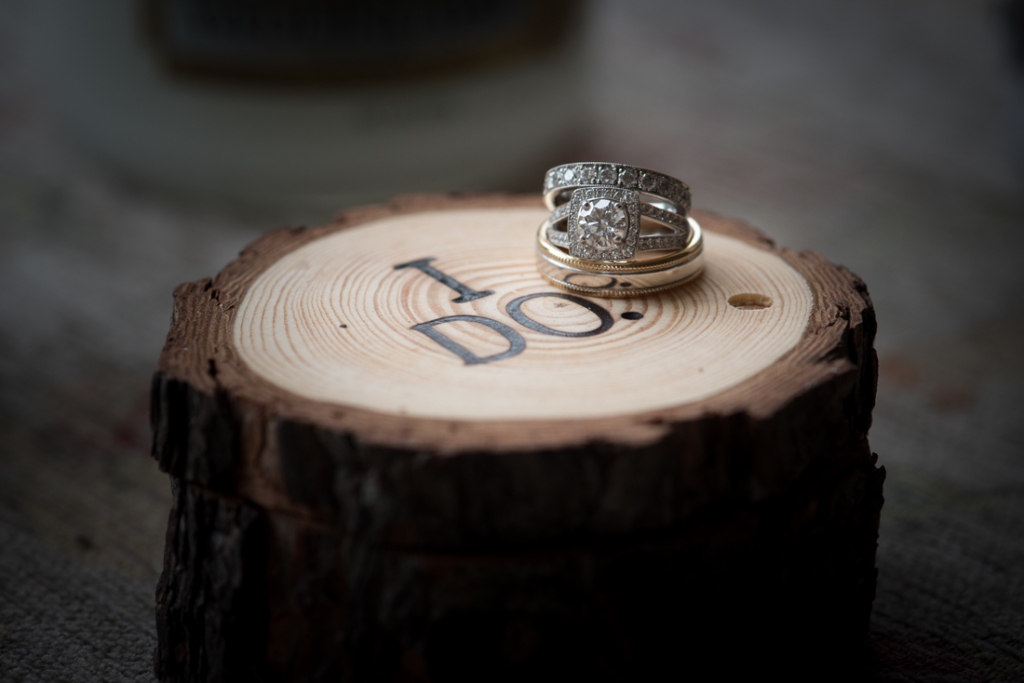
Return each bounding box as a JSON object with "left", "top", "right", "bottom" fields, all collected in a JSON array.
[
  {"left": 547, "top": 186, "right": 696, "bottom": 262},
  {"left": 543, "top": 162, "right": 691, "bottom": 214},
  {"left": 544, "top": 201, "right": 692, "bottom": 253}
]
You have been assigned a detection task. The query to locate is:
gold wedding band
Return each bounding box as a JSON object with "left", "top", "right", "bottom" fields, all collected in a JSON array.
[{"left": 535, "top": 218, "right": 704, "bottom": 297}]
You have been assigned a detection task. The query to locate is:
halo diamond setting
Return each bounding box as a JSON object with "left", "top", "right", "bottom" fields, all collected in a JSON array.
[{"left": 568, "top": 187, "right": 641, "bottom": 261}]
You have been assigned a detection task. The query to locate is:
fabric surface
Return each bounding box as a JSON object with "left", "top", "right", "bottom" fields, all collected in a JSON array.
[
  {"left": 1, "top": 0, "right": 1022, "bottom": 680},
  {"left": 0, "top": 519, "right": 156, "bottom": 683}
]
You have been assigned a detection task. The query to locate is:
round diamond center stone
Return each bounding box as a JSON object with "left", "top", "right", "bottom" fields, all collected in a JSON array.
[{"left": 578, "top": 198, "right": 628, "bottom": 251}]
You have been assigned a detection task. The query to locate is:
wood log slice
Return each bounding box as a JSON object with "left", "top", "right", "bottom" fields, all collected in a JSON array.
[{"left": 151, "top": 194, "right": 884, "bottom": 682}]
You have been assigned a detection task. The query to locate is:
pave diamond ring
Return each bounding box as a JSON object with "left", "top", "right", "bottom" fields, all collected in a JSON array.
[
  {"left": 544, "top": 199, "right": 693, "bottom": 255},
  {"left": 543, "top": 162, "right": 691, "bottom": 214}
]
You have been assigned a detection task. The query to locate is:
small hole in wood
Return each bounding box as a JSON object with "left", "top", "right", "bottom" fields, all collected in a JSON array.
[
  {"left": 621, "top": 311, "right": 643, "bottom": 320},
  {"left": 728, "top": 293, "right": 772, "bottom": 310}
]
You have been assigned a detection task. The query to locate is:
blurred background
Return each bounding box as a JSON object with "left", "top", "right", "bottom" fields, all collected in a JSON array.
[{"left": 1, "top": 0, "right": 1022, "bottom": 680}]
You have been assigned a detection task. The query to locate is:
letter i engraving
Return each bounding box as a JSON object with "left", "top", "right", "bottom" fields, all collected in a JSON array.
[{"left": 394, "top": 258, "right": 494, "bottom": 303}]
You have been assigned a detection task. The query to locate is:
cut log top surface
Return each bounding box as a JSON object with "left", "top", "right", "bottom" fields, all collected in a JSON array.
[{"left": 158, "top": 194, "right": 874, "bottom": 454}]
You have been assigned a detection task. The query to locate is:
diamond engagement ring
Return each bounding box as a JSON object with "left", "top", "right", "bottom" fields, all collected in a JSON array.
[
  {"left": 536, "top": 162, "right": 704, "bottom": 297},
  {"left": 543, "top": 197, "right": 694, "bottom": 257}
]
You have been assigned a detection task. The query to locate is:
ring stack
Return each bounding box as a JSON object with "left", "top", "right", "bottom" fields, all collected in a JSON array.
[{"left": 537, "top": 162, "right": 705, "bottom": 297}]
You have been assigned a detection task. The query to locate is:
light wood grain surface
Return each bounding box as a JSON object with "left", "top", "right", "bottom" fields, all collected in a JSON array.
[{"left": 234, "top": 207, "right": 812, "bottom": 420}]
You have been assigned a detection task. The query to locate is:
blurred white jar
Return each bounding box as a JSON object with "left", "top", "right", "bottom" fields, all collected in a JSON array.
[{"left": 28, "top": 0, "right": 587, "bottom": 212}]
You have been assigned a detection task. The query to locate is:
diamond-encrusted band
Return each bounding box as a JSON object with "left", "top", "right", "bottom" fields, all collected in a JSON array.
[
  {"left": 547, "top": 227, "right": 691, "bottom": 252},
  {"left": 543, "top": 162, "right": 691, "bottom": 214}
]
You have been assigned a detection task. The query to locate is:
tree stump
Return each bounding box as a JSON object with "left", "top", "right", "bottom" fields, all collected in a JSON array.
[{"left": 151, "top": 194, "right": 884, "bottom": 682}]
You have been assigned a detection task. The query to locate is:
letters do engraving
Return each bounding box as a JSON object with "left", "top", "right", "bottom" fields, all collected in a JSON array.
[
  {"left": 397, "top": 257, "right": 620, "bottom": 365},
  {"left": 412, "top": 316, "right": 526, "bottom": 365},
  {"left": 506, "top": 293, "right": 614, "bottom": 338}
]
